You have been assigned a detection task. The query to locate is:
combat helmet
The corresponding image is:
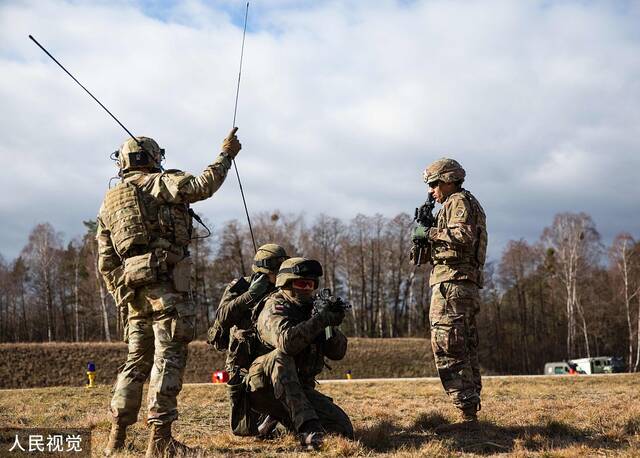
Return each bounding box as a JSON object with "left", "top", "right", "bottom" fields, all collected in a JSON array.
[
  {"left": 116, "top": 136, "right": 164, "bottom": 173},
  {"left": 253, "top": 243, "right": 289, "bottom": 274},
  {"left": 423, "top": 158, "right": 465, "bottom": 184},
  {"left": 276, "top": 257, "right": 323, "bottom": 288}
]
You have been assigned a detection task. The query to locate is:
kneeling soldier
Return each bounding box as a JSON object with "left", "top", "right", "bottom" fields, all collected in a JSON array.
[
  {"left": 208, "top": 243, "right": 288, "bottom": 436},
  {"left": 247, "top": 257, "right": 354, "bottom": 450}
]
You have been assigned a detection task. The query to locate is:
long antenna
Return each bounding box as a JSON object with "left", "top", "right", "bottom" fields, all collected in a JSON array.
[
  {"left": 231, "top": 2, "right": 258, "bottom": 254},
  {"left": 28, "top": 34, "right": 141, "bottom": 146}
]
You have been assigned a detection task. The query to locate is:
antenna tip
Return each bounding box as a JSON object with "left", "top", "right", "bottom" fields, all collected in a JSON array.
[{"left": 28, "top": 34, "right": 34, "bottom": 39}]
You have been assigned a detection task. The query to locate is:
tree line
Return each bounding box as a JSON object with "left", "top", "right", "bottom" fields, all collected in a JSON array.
[{"left": 0, "top": 211, "right": 638, "bottom": 374}]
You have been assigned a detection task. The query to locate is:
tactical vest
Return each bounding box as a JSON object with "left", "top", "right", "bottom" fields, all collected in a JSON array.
[
  {"left": 208, "top": 276, "right": 272, "bottom": 373},
  {"left": 430, "top": 190, "right": 487, "bottom": 286},
  {"left": 102, "top": 174, "right": 193, "bottom": 261}
]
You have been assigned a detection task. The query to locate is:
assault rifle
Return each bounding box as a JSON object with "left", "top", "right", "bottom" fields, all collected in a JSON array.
[
  {"left": 410, "top": 193, "right": 436, "bottom": 266},
  {"left": 313, "top": 288, "right": 351, "bottom": 339}
]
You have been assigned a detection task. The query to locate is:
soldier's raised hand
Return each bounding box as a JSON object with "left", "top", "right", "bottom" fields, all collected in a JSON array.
[
  {"left": 248, "top": 273, "right": 270, "bottom": 301},
  {"left": 222, "top": 127, "right": 241, "bottom": 158}
]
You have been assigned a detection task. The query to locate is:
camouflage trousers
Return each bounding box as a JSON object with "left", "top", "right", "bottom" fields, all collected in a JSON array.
[
  {"left": 110, "top": 282, "right": 195, "bottom": 426},
  {"left": 246, "top": 349, "right": 354, "bottom": 438},
  {"left": 429, "top": 280, "right": 481, "bottom": 411}
]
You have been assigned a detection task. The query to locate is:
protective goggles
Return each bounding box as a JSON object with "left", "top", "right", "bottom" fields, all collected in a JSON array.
[
  {"left": 254, "top": 256, "right": 289, "bottom": 271},
  {"left": 291, "top": 278, "right": 316, "bottom": 290},
  {"left": 279, "top": 259, "right": 323, "bottom": 278}
]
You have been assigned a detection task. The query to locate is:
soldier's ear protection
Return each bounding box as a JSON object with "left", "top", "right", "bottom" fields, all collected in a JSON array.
[
  {"left": 110, "top": 147, "right": 165, "bottom": 168},
  {"left": 128, "top": 150, "right": 150, "bottom": 167}
]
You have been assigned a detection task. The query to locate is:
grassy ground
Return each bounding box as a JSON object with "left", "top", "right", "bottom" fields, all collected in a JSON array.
[{"left": 0, "top": 374, "right": 639, "bottom": 456}]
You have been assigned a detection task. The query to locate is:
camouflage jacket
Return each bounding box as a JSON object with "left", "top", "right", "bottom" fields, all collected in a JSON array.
[
  {"left": 96, "top": 154, "right": 232, "bottom": 303},
  {"left": 214, "top": 275, "right": 276, "bottom": 374},
  {"left": 256, "top": 290, "right": 347, "bottom": 383},
  {"left": 428, "top": 189, "right": 487, "bottom": 287}
]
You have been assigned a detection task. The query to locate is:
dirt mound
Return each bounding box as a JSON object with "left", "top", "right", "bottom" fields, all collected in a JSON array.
[{"left": 0, "top": 338, "right": 435, "bottom": 388}]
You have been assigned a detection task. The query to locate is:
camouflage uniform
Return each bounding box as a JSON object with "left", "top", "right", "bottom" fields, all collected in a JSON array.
[
  {"left": 212, "top": 274, "right": 274, "bottom": 435},
  {"left": 428, "top": 187, "right": 487, "bottom": 413},
  {"left": 97, "top": 140, "right": 233, "bottom": 428},
  {"left": 215, "top": 275, "right": 274, "bottom": 375},
  {"left": 247, "top": 290, "right": 353, "bottom": 438}
]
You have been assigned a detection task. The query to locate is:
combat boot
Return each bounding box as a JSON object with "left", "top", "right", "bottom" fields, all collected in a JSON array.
[
  {"left": 434, "top": 405, "right": 480, "bottom": 435},
  {"left": 103, "top": 423, "right": 127, "bottom": 456},
  {"left": 145, "top": 423, "right": 192, "bottom": 458},
  {"left": 461, "top": 405, "right": 479, "bottom": 423},
  {"left": 257, "top": 414, "right": 279, "bottom": 439},
  {"left": 298, "top": 420, "right": 324, "bottom": 451}
]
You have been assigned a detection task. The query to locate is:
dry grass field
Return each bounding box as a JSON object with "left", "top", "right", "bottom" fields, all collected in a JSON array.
[{"left": 0, "top": 374, "right": 639, "bottom": 457}]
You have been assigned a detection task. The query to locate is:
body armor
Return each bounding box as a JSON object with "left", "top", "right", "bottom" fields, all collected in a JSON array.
[
  {"left": 101, "top": 173, "right": 193, "bottom": 294},
  {"left": 430, "top": 189, "right": 487, "bottom": 286}
]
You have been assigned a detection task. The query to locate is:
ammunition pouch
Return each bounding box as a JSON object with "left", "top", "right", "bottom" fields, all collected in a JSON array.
[
  {"left": 123, "top": 251, "right": 165, "bottom": 288},
  {"left": 112, "top": 283, "right": 135, "bottom": 308}
]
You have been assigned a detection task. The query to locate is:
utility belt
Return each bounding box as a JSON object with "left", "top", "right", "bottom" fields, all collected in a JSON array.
[
  {"left": 432, "top": 247, "right": 473, "bottom": 265},
  {"left": 122, "top": 248, "right": 192, "bottom": 292}
]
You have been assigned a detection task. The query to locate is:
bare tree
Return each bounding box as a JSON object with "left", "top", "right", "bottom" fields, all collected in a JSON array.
[
  {"left": 542, "top": 213, "right": 601, "bottom": 359},
  {"left": 82, "top": 221, "right": 111, "bottom": 342},
  {"left": 609, "top": 233, "right": 640, "bottom": 370},
  {"left": 21, "top": 223, "right": 62, "bottom": 342}
]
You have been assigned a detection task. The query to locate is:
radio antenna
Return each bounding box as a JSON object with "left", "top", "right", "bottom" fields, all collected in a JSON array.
[
  {"left": 230, "top": 3, "right": 258, "bottom": 254},
  {"left": 29, "top": 34, "right": 141, "bottom": 146}
]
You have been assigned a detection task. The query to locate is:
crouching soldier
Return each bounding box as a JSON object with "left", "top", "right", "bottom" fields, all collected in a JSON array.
[
  {"left": 246, "top": 257, "right": 354, "bottom": 450},
  {"left": 207, "top": 244, "right": 289, "bottom": 436}
]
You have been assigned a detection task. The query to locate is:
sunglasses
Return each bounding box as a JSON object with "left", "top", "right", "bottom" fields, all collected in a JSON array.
[
  {"left": 428, "top": 180, "right": 441, "bottom": 189},
  {"left": 291, "top": 279, "right": 316, "bottom": 290}
]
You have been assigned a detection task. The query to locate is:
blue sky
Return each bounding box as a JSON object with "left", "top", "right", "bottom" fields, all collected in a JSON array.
[{"left": 1, "top": 0, "right": 639, "bottom": 262}]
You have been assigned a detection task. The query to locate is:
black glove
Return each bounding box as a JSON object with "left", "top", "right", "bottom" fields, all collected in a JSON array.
[
  {"left": 247, "top": 273, "right": 270, "bottom": 301},
  {"left": 317, "top": 301, "right": 345, "bottom": 327}
]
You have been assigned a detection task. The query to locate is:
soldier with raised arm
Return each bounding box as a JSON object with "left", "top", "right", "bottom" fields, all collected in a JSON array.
[{"left": 98, "top": 129, "right": 241, "bottom": 457}]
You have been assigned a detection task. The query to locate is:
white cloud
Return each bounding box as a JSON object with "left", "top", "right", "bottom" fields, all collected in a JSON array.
[{"left": 0, "top": 0, "right": 639, "bottom": 261}]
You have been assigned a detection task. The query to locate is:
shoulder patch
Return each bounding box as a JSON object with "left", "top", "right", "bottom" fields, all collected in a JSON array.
[{"left": 448, "top": 195, "right": 471, "bottom": 224}]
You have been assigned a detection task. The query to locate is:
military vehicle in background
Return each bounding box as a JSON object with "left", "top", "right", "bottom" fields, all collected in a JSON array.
[{"left": 544, "top": 357, "right": 626, "bottom": 375}]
